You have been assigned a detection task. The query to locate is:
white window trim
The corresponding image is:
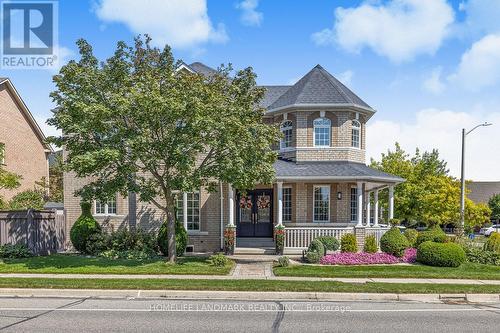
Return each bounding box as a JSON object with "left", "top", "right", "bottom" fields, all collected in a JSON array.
[
  {"left": 282, "top": 185, "right": 292, "bottom": 222},
  {"left": 94, "top": 197, "right": 117, "bottom": 216},
  {"left": 175, "top": 190, "right": 201, "bottom": 232},
  {"left": 313, "top": 117, "right": 331, "bottom": 147},
  {"left": 351, "top": 120, "right": 361, "bottom": 149},
  {"left": 280, "top": 120, "right": 293, "bottom": 150},
  {"left": 313, "top": 185, "right": 330, "bottom": 223},
  {"left": 350, "top": 186, "right": 358, "bottom": 223}
]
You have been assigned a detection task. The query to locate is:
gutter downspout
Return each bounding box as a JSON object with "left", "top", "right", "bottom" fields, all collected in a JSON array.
[{"left": 219, "top": 181, "right": 224, "bottom": 250}]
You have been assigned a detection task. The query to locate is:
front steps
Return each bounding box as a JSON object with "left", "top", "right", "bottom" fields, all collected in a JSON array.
[{"left": 235, "top": 237, "right": 275, "bottom": 255}]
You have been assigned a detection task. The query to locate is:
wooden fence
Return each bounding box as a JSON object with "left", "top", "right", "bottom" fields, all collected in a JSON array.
[{"left": 0, "top": 209, "right": 66, "bottom": 255}]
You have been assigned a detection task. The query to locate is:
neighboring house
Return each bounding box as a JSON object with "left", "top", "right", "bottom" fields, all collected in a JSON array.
[
  {"left": 0, "top": 78, "right": 52, "bottom": 201},
  {"left": 64, "top": 63, "right": 403, "bottom": 252},
  {"left": 467, "top": 181, "right": 500, "bottom": 205}
]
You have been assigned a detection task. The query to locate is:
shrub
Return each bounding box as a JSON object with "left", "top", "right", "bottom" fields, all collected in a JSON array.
[
  {"left": 0, "top": 244, "right": 32, "bottom": 258},
  {"left": 276, "top": 256, "right": 290, "bottom": 267},
  {"left": 70, "top": 202, "right": 101, "bottom": 253},
  {"left": 415, "top": 226, "right": 447, "bottom": 247},
  {"left": 100, "top": 249, "right": 157, "bottom": 260},
  {"left": 380, "top": 227, "right": 409, "bottom": 257},
  {"left": 157, "top": 219, "right": 188, "bottom": 257},
  {"left": 403, "top": 229, "right": 419, "bottom": 247},
  {"left": 316, "top": 236, "right": 340, "bottom": 252},
  {"left": 417, "top": 241, "right": 466, "bottom": 267},
  {"left": 208, "top": 253, "right": 229, "bottom": 267},
  {"left": 8, "top": 190, "right": 45, "bottom": 210},
  {"left": 389, "top": 218, "right": 401, "bottom": 226},
  {"left": 307, "top": 239, "right": 325, "bottom": 256},
  {"left": 85, "top": 232, "right": 111, "bottom": 255},
  {"left": 484, "top": 232, "right": 500, "bottom": 253},
  {"left": 464, "top": 247, "right": 500, "bottom": 266},
  {"left": 363, "top": 235, "right": 378, "bottom": 253},
  {"left": 85, "top": 228, "right": 157, "bottom": 258},
  {"left": 306, "top": 250, "right": 322, "bottom": 264},
  {"left": 341, "top": 233, "right": 357, "bottom": 253}
]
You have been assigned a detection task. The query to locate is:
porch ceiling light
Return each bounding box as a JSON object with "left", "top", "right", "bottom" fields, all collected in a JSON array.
[{"left": 337, "top": 191, "right": 342, "bottom": 200}]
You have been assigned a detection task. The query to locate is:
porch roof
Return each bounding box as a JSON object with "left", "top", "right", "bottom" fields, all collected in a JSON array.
[{"left": 274, "top": 159, "right": 404, "bottom": 184}]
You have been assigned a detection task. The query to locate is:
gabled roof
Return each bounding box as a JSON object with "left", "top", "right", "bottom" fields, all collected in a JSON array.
[
  {"left": 188, "top": 62, "right": 218, "bottom": 76},
  {"left": 267, "top": 65, "right": 373, "bottom": 113},
  {"left": 0, "top": 78, "right": 53, "bottom": 152},
  {"left": 274, "top": 159, "right": 404, "bottom": 183}
]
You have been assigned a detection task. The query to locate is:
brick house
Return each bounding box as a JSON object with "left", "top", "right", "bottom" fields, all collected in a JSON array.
[
  {"left": 63, "top": 63, "right": 403, "bottom": 253},
  {"left": 0, "top": 78, "right": 52, "bottom": 201}
]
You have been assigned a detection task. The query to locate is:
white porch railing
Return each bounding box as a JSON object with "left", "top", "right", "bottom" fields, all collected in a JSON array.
[
  {"left": 365, "top": 227, "right": 391, "bottom": 247},
  {"left": 284, "top": 227, "right": 354, "bottom": 249}
]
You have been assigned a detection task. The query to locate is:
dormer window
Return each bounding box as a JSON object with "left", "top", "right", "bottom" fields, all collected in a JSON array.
[
  {"left": 352, "top": 120, "right": 361, "bottom": 148},
  {"left": 280, "top": 120, "right": 293, "bottom": 149},
  {"left": 313, "top": 118, "right": 331, "bottom": 147}
]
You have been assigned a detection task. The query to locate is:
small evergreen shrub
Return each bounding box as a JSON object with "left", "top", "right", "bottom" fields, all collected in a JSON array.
[
  {"left": 306, "top": 239, "right": 325, "bottom": 263},
  {"left": 316, "top": 236, "right": 340, "bottom": 252},
  {"left": 70, "top": 202, "right": 101, "bottom": 253},
  {"left": 306, "top": 250, "right": 322, "bottom": 264},
  {"left": 341, "top": 233, "right": 358, "bottom": 253},
  {"left": 363, "top": 235, "right": 378, "bottom": 253},
  {"left": 157, "top": 219, "right": 188, "bottom": 257},
  {"left": 0, "top": 244, "right": 32, "bottom": 258},
  {"left": 417, "top": 241, "right": 466, "bottom": 267},
  {"left": 415, "top": 226, "right": 447, "bottom": 247},
  {"left": 277, "top": 256, "right": 290, "bottom": 267},
  {"left": 380, "top": 227, "right": 409, "bottom": 257},
  {"left": 464, "top": 247, "right": 500, "bottom": 266},
  {"left": 208, "top": 253, "right": 229, "bottom": 267},
  {"left": 403, "top": 229, "right": 419, "bottom": 247},
  {"left": 484, "top": 232, "right": 500, "bottom": 253}
]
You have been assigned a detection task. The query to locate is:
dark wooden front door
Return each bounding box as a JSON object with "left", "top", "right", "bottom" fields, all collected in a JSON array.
[{"left": 236, "top": 189, "right": 273, "bottom": 237}]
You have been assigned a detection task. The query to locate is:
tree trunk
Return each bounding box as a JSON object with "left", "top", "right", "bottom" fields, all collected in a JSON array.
[{"left": 164, "top": 195, "right": 177, "bottom": 263}]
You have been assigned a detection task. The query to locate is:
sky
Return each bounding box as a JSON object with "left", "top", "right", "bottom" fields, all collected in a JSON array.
[{"left": 1, "top": 0, "right": 500, "bottom": 181}]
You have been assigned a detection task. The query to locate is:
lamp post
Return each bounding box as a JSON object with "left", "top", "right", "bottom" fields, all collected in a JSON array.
[{"left": 460, "top": 122, "right": 492, "bottom": 233}]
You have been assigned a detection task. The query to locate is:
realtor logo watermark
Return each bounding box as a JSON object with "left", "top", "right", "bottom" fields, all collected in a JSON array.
[{"left": 1, "top": 0, "right": 58, "bottom": 69}]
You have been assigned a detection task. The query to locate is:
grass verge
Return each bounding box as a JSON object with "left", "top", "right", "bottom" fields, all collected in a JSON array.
[
  {"left": 0, "top": 278, "right": 498, "bottom": 294},
  {"left": 0, "top": 254, "right": 233, "bottom": 275},
  {"left": 274, "top": 263, "right": 500, "bottom": 280}
]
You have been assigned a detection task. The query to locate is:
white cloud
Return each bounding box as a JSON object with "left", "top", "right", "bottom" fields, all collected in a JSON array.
[
  {"left": 312, "top": 0, "right": 455, "bottom": 63},
  {"left": 460, "top": 0, "right": 500, "bottom": 35},
  {"left": 449, "top": 34, "right": 500, "bottom": 91},
  {"left": 367, "top": 108, "right": 500, "bottom": 181},
  {"left": 423, "top": 67, "right": 445, "bottom": 94},
  {"left": 94, "top": 0, "right": 228, "bottom": 49},
  {"left": 52, "top": 45, "right": 75, "bottom": 71},
  {"left": 236, "top": 0, "right": 263, "bottom": 27},
  {"left": 337, "top": 70, "right": 354, "bottom": 87}
]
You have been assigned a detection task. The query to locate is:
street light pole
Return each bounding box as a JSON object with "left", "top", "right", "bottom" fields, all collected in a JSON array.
[{"left": 460, "top": 122, "right": 492, "bottom": 233}]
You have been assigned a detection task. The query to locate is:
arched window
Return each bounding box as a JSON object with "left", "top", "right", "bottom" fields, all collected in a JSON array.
[
  {"left": 352, "top": 120, "right": 361, "bottom": 148},
  {"left": 313, "top": 118, "right": 331, "bottom": 147},
  {"left": 280, "top": 120, "right": 293, "bottom": 149}
]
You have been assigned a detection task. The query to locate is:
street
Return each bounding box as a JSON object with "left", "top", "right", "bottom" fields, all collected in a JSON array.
[{"left": 0, "top": 297, "right": 498, "bottom": 332}]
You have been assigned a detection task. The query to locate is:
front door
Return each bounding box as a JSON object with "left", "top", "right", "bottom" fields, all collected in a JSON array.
[{"left": 236, "top": 189, "right": 273, "bottom": 237}]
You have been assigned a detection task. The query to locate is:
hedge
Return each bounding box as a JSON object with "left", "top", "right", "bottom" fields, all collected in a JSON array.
[
  {"left": 341, "top": 234, "right": 357, "bottom": 253},
  {"left": 417, "top": 241, "right": 466, "bottom": 267},
  {"left": 403, "top": 229, "right": 419, "bottom": 247},
  {"left": 316, "top": 236, "right": 340, "bottom": 252},
  {"left": 415, "top": 226, "right": 447, "bottom": 247},
  {"left": 363, "top": 235, "right": 378, "bottom": 253},
  {"left": 380, "top": 227, "right": 409, "bottom": 257},
  {"left": 484, "top": 232, "right": 500, "bottom": 253}
]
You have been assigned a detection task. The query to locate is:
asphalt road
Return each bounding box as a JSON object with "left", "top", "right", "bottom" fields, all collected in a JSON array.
[{"left": 0, "top": 297, "right": 498, "bottom": 332}]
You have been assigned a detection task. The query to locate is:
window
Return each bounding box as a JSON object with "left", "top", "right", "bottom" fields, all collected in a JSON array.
[
  {"left": 95, "top": 196, "right": 117, "bottom": 215},
  {"left": 0, "top": 143, "right": 4, "bottom": 165},
  {"left": 352, "top": 120, "right": 361, "bottom": 148},
  {"left": 282, "top": 187, "right": 292, "bottom": 222},
  {"left": 313, "top": 118, "right": 331, "bottom": 147},
  {"left": 313, "top": 185, "right": 330, "bottom": 222},
  {"left": 176, "top": 192, "right": 200, "bottom": 231},
  {"left": 350, "top": 187, "right": 357, "bottom": 222},
  {"left": 280, "top": 120, "right": 293, "bottom": 149}
]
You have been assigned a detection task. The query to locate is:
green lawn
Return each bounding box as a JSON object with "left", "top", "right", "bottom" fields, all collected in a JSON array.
[
  {"left": 274, "top": 263, "right": 500, "bottom": 280},
  {"left": 0, "top": 277, "right": 498, "bottom": 293},
  {"left": 0, "top": 254, "right": 233, "bottom": 275}
]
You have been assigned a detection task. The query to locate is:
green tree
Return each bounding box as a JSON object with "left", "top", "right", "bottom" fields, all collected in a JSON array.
[
  {"left": 8, "top": 190, "right": 45, "bottom": 210},
  {"left": 48, "top": 153, "right": 64, "bottom": 202},
  {"left": 48, "top": 36, "right": 280, "bottom": 262},
  {"left": 489, "top": 194, "right": 500, "bottom": 220},
  {"left": 0, "top": 148, "right": 21, "bottom": 192},
  {"left": 371, "top": 143, "right": 491, "bottom": 229}
]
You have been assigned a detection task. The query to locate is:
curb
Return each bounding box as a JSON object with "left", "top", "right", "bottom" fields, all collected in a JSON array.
[{"left": 0, "top": 288, "right": 498, "bottom": 303}]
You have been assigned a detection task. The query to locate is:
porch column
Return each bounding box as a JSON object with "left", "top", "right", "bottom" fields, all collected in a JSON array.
[
  {"left": 182, "top": 192, "right": 188, "bottom": 230},
  {"left": 373, "top": 190, "right": 379, "bottom": 227},
  {"left": 356, "top": 182, "right": 363, "bottom": 227},
  {"left": 365, "top": 192, "right": 371, "bottom": 227},
  {"left": 228, "top": 184, "right": 235, "bottom": 226},
  {"left": 388, "top": 185, "right": 394, "bottom": 221},
  {"left": 277, "top": 181, "right": 283, "bottom": 226}
]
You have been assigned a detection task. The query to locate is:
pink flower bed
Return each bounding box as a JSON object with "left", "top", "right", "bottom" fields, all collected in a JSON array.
[{"left": 320, "top": 248, "right": 417, "bottom": 265}]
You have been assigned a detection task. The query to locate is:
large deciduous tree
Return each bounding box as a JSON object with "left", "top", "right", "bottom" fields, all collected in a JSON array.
[
  {"left": 371, "top": 143, "right": 491, "bottom": 231},
  {"left": 0, "top": 147, "right": 21, "bottom": 208},
  {"left": 489, "top": 194, "right": 500, "bottom": 221},
  {"left": 48, "top": 36, "right": 280, "bottom": 262}
]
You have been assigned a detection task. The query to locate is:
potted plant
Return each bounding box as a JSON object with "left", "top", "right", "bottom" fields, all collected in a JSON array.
[
  {"left": 224, "top": 225, "right": 236, "bottom": 255},
  {"left": 274, "top": 225, "right": 286, "bottom": 255}
]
